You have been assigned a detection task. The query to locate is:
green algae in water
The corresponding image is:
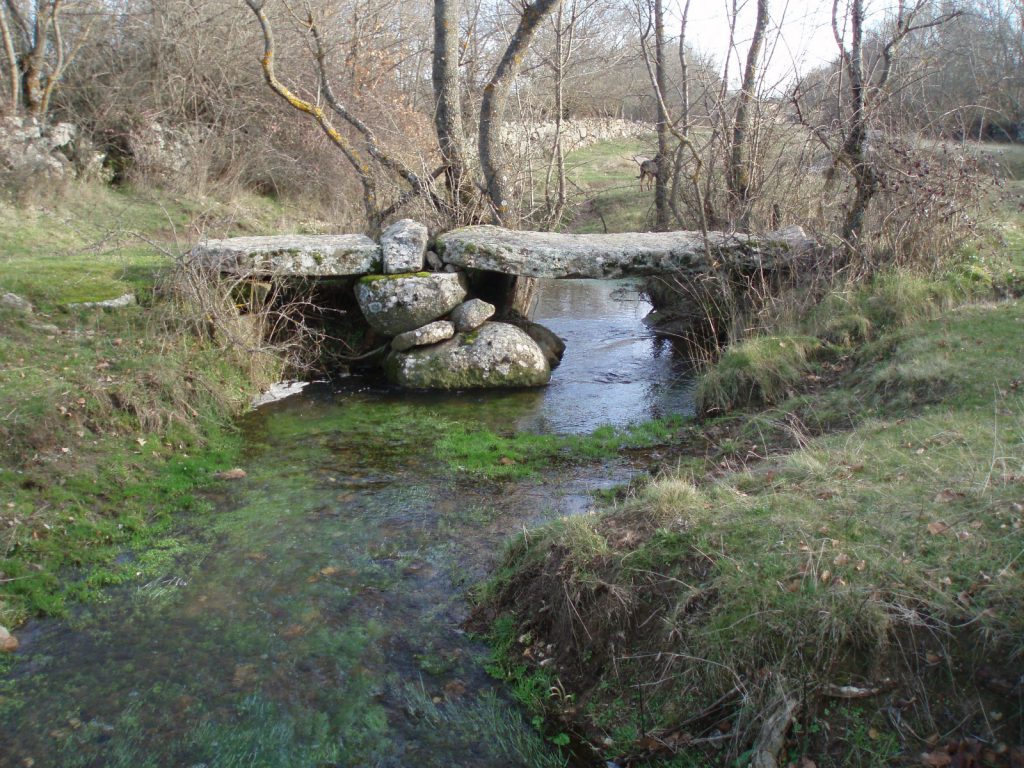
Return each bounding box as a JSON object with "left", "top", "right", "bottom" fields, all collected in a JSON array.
[{"left": 1, "top": 278, "right": 694, "bottom": 768}]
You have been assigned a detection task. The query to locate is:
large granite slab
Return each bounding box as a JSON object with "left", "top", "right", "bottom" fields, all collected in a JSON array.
[
  {"left": 192, "top": 235, "right": 381, "bottom": 277},
  {"left": 436, "top": 225, "right": 813, "bottom": 279}
]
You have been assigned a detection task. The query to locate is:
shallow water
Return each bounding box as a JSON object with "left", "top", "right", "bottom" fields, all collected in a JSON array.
[{"left": 0, "top": 280, "right": 694, "bottom": 768}]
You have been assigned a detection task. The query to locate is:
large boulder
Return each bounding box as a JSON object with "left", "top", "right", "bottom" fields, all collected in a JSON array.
[
  {"left": 380, "top": 219, "right": 428, "bottom": 274},
  {"left": 0, "top": 292, "right": 33, "bottom": 314},
  {"left": 385, "top": 322, "right": 550, "bottom": 389},
  {"left": 192, "top": 235, "right": 381, "bottom": 277},
  {"left": 0, "top": 116, "right": 76, "bottom": 185},
  {"left": 355, "top": 272, "right": 467, "bottom": 336}
]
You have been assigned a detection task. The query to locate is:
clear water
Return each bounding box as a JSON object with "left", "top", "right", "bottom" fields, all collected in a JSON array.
[{"left": 0, "top": 280, "right": 694, "bottom": 768}]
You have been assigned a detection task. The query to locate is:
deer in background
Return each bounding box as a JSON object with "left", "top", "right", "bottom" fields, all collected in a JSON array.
[{"left": 634, "top": 155, "right": 660, "bottom": 191}]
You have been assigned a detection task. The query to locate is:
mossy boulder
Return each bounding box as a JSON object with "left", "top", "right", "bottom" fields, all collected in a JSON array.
[
  {"left": 355, "top": 272, "right": 468, "bottom": 336},
  {"left": 384, "top": 322, "right": 550, "bottom": 389}
]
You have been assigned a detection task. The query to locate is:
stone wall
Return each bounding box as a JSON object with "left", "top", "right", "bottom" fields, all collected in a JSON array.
[{"left": 501, "top": 118, "right": 652, "bottom": 155}]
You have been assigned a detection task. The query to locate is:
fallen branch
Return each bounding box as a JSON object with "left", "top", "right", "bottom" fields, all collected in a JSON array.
[
  {"left": 822, "top": 682, "right": 890, "bottom": 699},
  {"left": 750, "top": 694, "right": 799, "bottom": 768}
]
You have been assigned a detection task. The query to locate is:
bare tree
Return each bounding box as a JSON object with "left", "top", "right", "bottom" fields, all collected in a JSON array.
[
  {"left": 728, "top": 0, "right": 768, "bottom": 220},
  {"left": 432, "top": 0, "right": 470, "bottom": 213},
  {"left": 0, "top": 4, "right": 18, "bottom": 112},
  {"left": 794, "top": 0, "right": 959, "bottom": 247},
  {"left": 243, "top": 0, "right": 442, "bottom": 232},
  {"left": 478, "top": 0, "right": 562, "bottom": 224},
  {"left": 1, "top": 0, "right": 92, "bottom": 119}
]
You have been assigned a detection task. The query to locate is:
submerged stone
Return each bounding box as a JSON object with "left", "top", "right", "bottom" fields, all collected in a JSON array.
[
  {"left": 380, "top": 219, "right": 428, "bottom": 274},
  {"left": 192, "top": 234, "right": 381, "bottom": 277},
  {"left": 391, "top": 320, "right": 455, "bottom": 352},
  {"left": 521, "top": 320, "right": 566, "bottom": 370},
  {"left": 385, "top": 322, "right": 550, "bottom": 389},
  {"left": 449, "top": 298, "right": 495, "bottom": 333},
  {"left": 356, "top": 272, "right": 467, "bottom": 336}
]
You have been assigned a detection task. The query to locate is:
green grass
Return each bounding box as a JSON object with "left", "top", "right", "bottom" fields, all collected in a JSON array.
[
  {"left": 481, "top": 297, "right": 1024, "bottom": 766},
  {"left": 562, "top": 136, "right": 657, "bottom": 233},
  {"left": 0, "top": 183, "right": 301, "bottom": 309},
  {"left": 437, "top": 415, "right": 684, "bottom": 479},
  {"left": 0, "top": 183, "right": 319, "bottom": 627},
  {"left": 695, "top": 335, "right": 822, "bottom": 415}
]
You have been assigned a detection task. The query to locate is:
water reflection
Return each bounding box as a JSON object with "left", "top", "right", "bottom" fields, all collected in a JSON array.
[{"left": 526, "top": 278, "right": 695, "bottom": 433}]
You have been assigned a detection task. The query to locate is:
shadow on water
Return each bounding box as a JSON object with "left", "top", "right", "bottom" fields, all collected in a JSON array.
[{"left": 0, "top": 280, "right": 694, "bottom": 768}]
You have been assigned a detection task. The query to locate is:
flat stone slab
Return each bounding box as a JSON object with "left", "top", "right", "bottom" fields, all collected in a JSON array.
[
  {"left": 391, "top": 320, "right": 455, "bottom": 352},
  {"left": 437, "top": 225, "right": 813, "bottom": 279},
  {"left": 192, "top": 235, "right": 381, "bottom": 277}
]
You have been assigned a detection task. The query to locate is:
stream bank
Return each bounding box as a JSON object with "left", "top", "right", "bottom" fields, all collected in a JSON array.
[
  {"left": 0, "top": 279, "right": 695, "bottom": 767},
  {"left": 476, "top": 288, "right": 1024, "bottom": 768}
]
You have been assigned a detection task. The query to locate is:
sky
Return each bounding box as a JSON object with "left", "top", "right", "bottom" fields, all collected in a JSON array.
[{"left": 669, "top": 0, "right": 865, "bottom": 87}]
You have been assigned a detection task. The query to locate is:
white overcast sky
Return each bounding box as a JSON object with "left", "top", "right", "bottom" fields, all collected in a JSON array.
[{"left": 669, "top": 0, "right": 891, "bottom": 87}]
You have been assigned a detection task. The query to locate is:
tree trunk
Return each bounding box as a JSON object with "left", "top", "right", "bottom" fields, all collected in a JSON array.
[
  {"left": 479, "top": 0, "right": 562, "bottom": 225},
  {"left": 544, "top": 0, "right": 574, "bottom": 227},
  {"left": 653, "top": 0, "right": 670, "bottom": 231},
  {"left": 729, "top": 0, "right": 768, "bottom": 222},
  {"left": 841, "top": 0, "right": 876, "bottom": 246},
  {"left": 433, "top": 0, "right": 470, "bottom": 216},
  {"left": 0, "top": 5, "right": 17, "bottom": 112}
]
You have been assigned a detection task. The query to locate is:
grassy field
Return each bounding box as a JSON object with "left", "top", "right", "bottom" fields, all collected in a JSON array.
[
  {"left": 0, "top": 184, "right": 326, "bottom": 628},
  {"left": 562, "top": 136, "right": 659, "bottom": 233},
  {"left": 480, "top": 286, "right": 1024, "bottom": 767}
]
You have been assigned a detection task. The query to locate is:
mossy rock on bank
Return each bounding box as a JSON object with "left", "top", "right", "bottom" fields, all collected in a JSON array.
[
  {"left": 384, "top": 322, "right": 550, "bottom": 389},
  {"left": 356, "top": 272, "right": 468, "bottom": 336}
]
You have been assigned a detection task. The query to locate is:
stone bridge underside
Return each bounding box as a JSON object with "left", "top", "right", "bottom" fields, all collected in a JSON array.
[
  {"left": 193, "top": 225, "right": 813, "bottom": 280},
  {"left": 190, "top": 222, "right": 815, "bottom": 390}
]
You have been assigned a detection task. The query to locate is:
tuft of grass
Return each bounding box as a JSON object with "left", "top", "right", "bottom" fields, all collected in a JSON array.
[{"left": 695, "top": 335, "right": 821, "bottom": 416}]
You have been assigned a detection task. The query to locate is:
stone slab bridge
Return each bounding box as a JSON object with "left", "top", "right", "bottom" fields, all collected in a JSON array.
[
  {"left": 191, "top": 221, "right": 814, "bottom": 390},
  {"left": 193, "top": 224, "right": 813, "bottom": 280}
]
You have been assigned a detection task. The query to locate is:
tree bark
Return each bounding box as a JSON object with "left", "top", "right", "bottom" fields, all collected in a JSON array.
[
  {"left": 544, "top": 0, "right": 577, "bottom": 228},
  {"left": 653, "top": 0, "right": 670, "bottom": 231},
  {"left": 839, "top": 0, "right": 875, "bottom": 245},
  {"left": 433, "top": 0, "right": 470, "bottom": 213},
  {"left": 479, "top": 0, "right": 562, "bottom": 225},
  {"left": 729, "top": 0, "right": 768, "bottom": 221},
  {"left": 0, "top": 4, "right": 17, "bottom": 112}
]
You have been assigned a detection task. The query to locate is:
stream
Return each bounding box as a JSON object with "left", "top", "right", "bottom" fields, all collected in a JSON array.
[{"left": 0, "top": 279, "right": 695, "bottom": 768}]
